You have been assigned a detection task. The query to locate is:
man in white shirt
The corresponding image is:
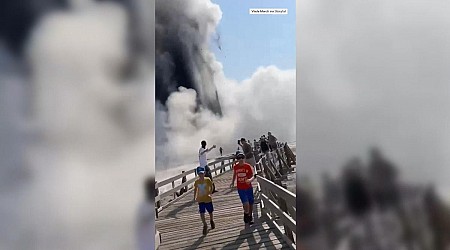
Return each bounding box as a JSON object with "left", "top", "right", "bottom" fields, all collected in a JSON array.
[{"left": 199, "top": 140, "right": 217, "bottom": 193}]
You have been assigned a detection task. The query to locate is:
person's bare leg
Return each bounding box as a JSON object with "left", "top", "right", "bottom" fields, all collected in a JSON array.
[
  {"left": 209, "top": 212, "right": 215, "bottom": 229},
  {"left": 248, "top": 202, "right": 254, "bottom": 224},
  {"left": 200, "top": 213, "right": 207, "bottom": 235},
  {"left": 243, "top": 202, "right": 251, "bottom": 225},
  {"left": 243, "top": 203, "right": 250, "bottom": 214}
]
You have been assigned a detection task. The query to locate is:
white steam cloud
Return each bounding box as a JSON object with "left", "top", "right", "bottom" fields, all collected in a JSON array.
[
  {"left": 156, "top": 63, "right": 296, "bottom": 170},
  {"left": 155, "top": 0, "right": 296, "bottom": 172}
]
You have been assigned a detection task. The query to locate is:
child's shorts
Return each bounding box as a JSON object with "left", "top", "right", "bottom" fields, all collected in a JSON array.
[
  {"left": 238, "top": 187, "right": 254, "bottom": 205},
  {"left": 198, "top": 202, "right": 214, "bottom": 214}
]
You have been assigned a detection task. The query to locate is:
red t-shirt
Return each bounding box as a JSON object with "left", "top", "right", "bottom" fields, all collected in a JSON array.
[{"left": 233, "top": 163, "right": 253, "bottom": 190}]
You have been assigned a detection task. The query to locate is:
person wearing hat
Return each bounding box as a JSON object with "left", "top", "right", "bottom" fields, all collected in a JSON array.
[
  {"left": 230, "top": 151, "right": 255, "bottom": 226},
  {"left": 194, "top": 166, "right": 215, "bottom": 235}
]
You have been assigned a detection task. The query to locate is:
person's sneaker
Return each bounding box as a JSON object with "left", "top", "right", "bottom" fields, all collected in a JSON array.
[
  {"left": 203, "top": 224, "right": 207, "bottom": 235},
  {"left": 243, "top": 214, "right": 249, "bottom": 224},
  {"left": 246, "top": 214, "right": 254, "bottom": 225},
  {"left": 210, "top": 220, "right": 215, "bottom": 229}
]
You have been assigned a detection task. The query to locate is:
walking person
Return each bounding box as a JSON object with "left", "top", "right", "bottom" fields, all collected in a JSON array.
[
  {"left": 230, "top": 151, "right": 255, "bottom": 227},
  {"left": 240, "top": 138, "right": 256, "bottom": 174},
  {"left": 260, "top": 136, "right": 272, "bottom": 165},
  {"left": 268, "top": 132, "right": 278, "bottom": 152},
  {"left": 199, "top": 140, "right": 217, "bottom": 193},
  {"left": 237, "top": 140, "right": 242, "bottom": 151},
  {"left": 253, "top": 139, "right": 258, "bottom": 151},
  {"left": 194, "top": 166, "right": 215, "bottom": 235},
  {"left": 219, "top": 147, "right": 223, "bottom": 156}
]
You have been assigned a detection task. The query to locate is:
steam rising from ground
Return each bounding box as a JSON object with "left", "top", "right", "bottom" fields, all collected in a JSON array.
[
  {"left": 156, "top": 64, "right": 296, "bottom": 170},
  {"left": 155, "top": 0, "right": 223, "bottom": 115},
  {"left": 155, "top": 0, "right": 296, "bottom": 170}
]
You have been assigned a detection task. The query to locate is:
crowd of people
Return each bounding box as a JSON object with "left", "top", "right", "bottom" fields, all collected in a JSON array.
[{"left": 193, "top": 132, "right": 281, "bottom": 235}]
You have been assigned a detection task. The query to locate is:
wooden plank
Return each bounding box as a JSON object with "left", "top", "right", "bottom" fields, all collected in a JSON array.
[
  {"left": 158, "top": 205, "right": 262, "bottom": 230},
  {"left": 160, "top": 223, "right": 273, "bottom": 243},
  {"left": 160, "top": 220, "right": 267, "bottom": 240},
  {"left": 257, "top": 176, "right": 296, "bottom": 208},
  {"left": 157, "top": 212, "right": 261, "bottom": 232},
  {"left": 159, "top": 226, "right": 285, "bottom": 249},
  {"left": 264, "top": 210, "right": 297, "bottom": 249},
  {"left": 198, "top": 238, "right": 289, "bottom": 250},
  {"left": 260, "top": 193, "right": 296, "bottom": 234},
  {"left": 161, "top": 223, "right": 275, "bottom": 244},
  {"left": 220, "top": 238, "right": 292, "bottom": 250},
  {"left": 155, "top": 166, "right": 295, "bottom": 249},
  {"left": 158, "top": 208, "right": 262, "bottom": 229},
  {"left": 157, "top": 205, "right": 259, "bottom": 221}
]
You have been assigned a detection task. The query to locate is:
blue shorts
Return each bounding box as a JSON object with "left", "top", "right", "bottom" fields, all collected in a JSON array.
[
  {"left": 198, "top": 202, "right": 214, "bottom": 214},
  {"left": 238, "top": 187, "right": 254, "bottom": 205}
]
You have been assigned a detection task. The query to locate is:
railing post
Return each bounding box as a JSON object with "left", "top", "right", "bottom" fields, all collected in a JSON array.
[
  {"left": 213, "top": 163, "right": 216, "bottom": 176},
  {"left": 259, "top": 184, "right": 267, "bottom": 217},
  {"left": 220, "top": 160, "right": 224, "bottom": 173},
  {"left": 273, "top": 179, "right": 282, "bottom": 202},
  {"left": 262, "top": 159, "right": 269, "bottom": 180},
  {"left": 276, "top": 149, "right": 284, "bottom": 174},
  {"left": 278, "top": 185, "right": 295, "bottom": 243},
  {"left": 155, "top": 181, "right": 160, "bottom": 219},
  {"left": 181, "top": 171, "right": 187, "bottom": 195},
  {"left": 172, "top": 181, "right": 175, "bottom": 200}
]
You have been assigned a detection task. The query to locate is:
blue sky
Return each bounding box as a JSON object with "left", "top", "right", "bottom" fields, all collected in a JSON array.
[{"left": 210, "top": 0, "right": 296, "bottom": 81}]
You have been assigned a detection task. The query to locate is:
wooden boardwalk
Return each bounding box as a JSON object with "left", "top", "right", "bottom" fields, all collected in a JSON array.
[{"left": 155, "top": 170, "right": 294, "bottom": 249}]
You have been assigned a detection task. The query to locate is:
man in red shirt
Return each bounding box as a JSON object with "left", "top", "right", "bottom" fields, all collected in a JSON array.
[{"left": 230, "top": 151, "right": 255, "bottom": 226}]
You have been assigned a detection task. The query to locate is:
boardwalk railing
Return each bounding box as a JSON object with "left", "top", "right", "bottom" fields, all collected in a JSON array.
[
  {"left": 253, "top": 144, "right": 297, "bottom": 248},
  {"left": 155, "top": 143, "right": 297, "bottom": 249},
  {"left": 155, "top": 155, "right": 236, "bottom": 215},
  {"left": 256, "top": 145, "right": 296, "bottom": 181},
  {"left": 257, "top": 175, "right": 297, "bottom": 248}
]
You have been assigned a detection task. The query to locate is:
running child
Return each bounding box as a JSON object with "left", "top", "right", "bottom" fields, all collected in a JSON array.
[
  {"left": 230, "top": 151, "right": 255, "bottom": 226},
  {"left": 194, "top": 166, "right": 215, "bottom": 235}
]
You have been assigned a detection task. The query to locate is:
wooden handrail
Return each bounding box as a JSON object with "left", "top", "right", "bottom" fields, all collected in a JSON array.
[
  {"left": 155, "top": 156, "right": 236, "bottom": 205},
  {"left": 156, "top": 155, "right": 235, "bottom": 188},
  {"left": 156, "top": 168, "right": 196, "bottom": 188},
  {"left": 260, "top": 193, "right": 296, "bottom": 233},
  {"left": 257, "top": 176, "right": 296, "bottom": 208},
  {"left": 256, "top": 174, "right": 296, "bottom": 245}
]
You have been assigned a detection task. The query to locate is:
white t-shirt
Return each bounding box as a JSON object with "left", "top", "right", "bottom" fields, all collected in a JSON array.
[{"left": 199, "top": 147, "right": 207, "bottom": 167}]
